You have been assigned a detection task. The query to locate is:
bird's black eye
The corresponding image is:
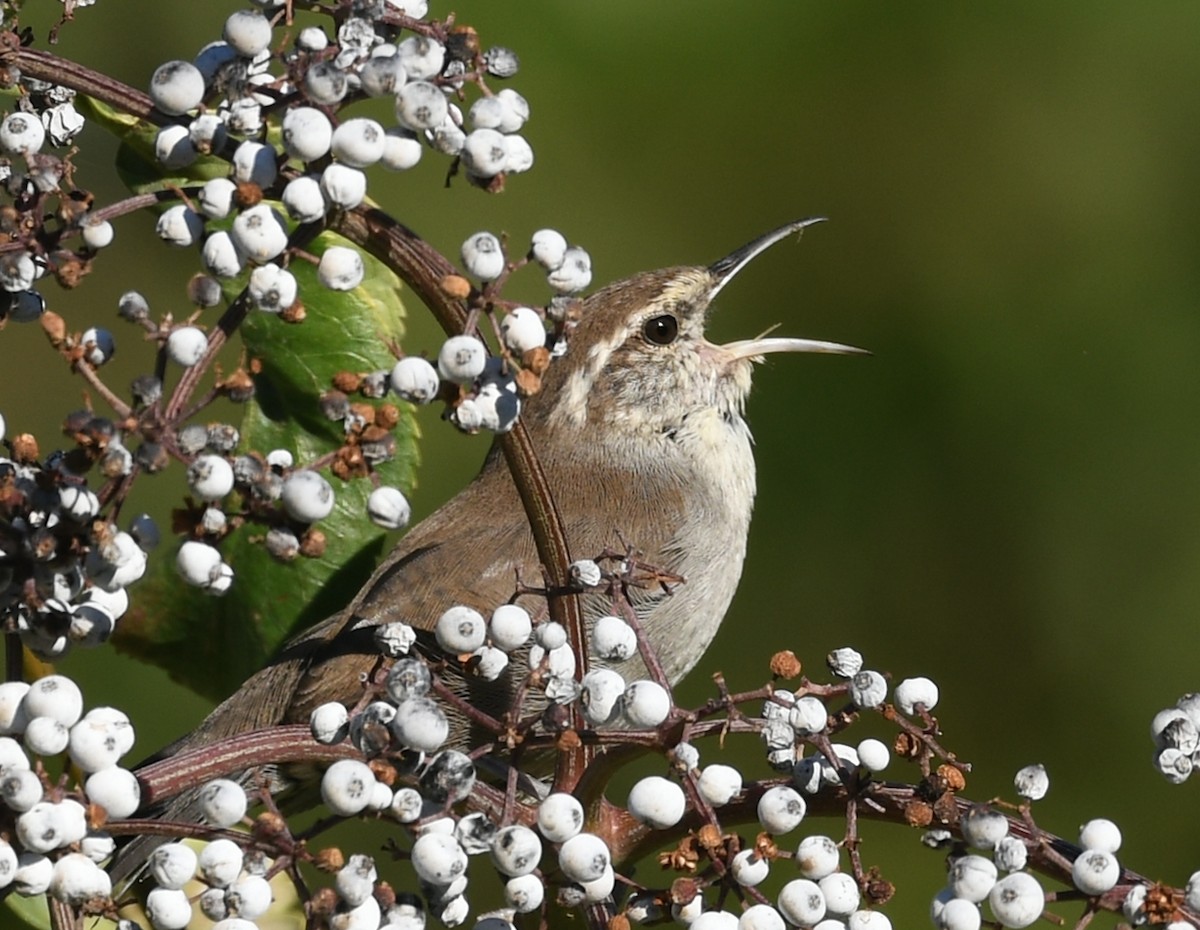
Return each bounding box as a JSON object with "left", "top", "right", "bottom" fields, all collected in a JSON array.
[{"left": 643, "top": 314, "right": 679, "bottom": 346}]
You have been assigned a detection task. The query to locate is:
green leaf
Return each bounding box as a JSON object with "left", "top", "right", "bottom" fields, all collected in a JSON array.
[
  {"left": 115, "top": 237, "right": 419, "bottom": 702},
  {"left": 85, "top": 92, "right": 424, "bottom": 700},
  {"left": 3, "top": 892, "right": 50, "bottom": 930},
  {"left": 77, "top": 95, "right": 230, "bottom": 194}
]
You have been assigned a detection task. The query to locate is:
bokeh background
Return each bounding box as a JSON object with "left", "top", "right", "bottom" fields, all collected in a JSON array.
[{"left": 6, "top": 2, "right": 1200, "bottom": 925}]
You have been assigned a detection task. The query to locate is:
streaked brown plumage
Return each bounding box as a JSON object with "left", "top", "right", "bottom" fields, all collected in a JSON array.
[{"left": 113, "top": 220, "right": 861, "bottom": 882}]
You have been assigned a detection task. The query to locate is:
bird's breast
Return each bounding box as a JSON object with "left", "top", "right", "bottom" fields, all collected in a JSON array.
[{"left": 569, "top": 407, "right": 758, "bottom": 685}]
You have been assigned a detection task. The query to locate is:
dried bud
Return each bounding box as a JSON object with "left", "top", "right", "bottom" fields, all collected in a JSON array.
[
  {"left": 669, "top": 877, "right": 701, "bottom": 906},
  {"left": 349, "top": 403, "right": 376, "bottom": 427},
  {"left": 514, "top": 367, "right": 542, "bottom": 397},
  {"left": 373, "top": 881, "right": 397, "bottom": 912},
  {"left": 368, "top": 759, "right": 398, "bottom": 786},
  {"left": 863, "top": 868, "right": 895, "bottom": 906},
  {"left": 754, "top": 832, "right": 779, "bottom": 860},
  {"left": 903, "top": 799, "right": 933, "bottom": 827},
  {"left": 521, "top": 345, "right": 551, "bottom": 375},
  {"left": 1144, "top": 882, "right": 1183, "bottom": 924},
  {"left": 57, "top": 190, "right": 91, "bottom": 226},
  {"left": 361, "top": 424, "right": 390, "bottom": 445},
  {"left": 932, "top": 791, "right": 960, "bottom": 825},
  {"left": 85, "top": 802, "right": 108, "bottom": 830},
  {"left": 696, "top": 824, "right": 723, "bottom": 855},
  {"left": 440, "top": 274, "right": 472, "bottom": 299},
  {"left": 937, "top": 763, "right": 966, "bottom": 792},
  {"left": 308, "top": 886, "right": 339, "bottom": 917},
  {"left": 446, "top": 25, "right": 481, "bottom": 61},
  {"left": 769, "top": 650, "right": 802, "bottom": 679},
  {"left": 54, "top": 254, "right": 90, "bottom": 289},
  {"left": 219, "top": 368, "right": 256, "bottom": 403},
  {"left": 300, "top": 528, "right": 326, "bottom": 559},
  {"left": 312, "top": 847, "right": 345, "bottom": 873},
  {"left": 332, "top": 370, "right": 362, "bottom": 394},
  {"left": 40, "top": 310, "right": 66, "bottom": 347},
  {"left": 234, "top": 181, "right": 263, "bottom": 209},
  {"left": 556, "top": 729, "right": 582, "bottom": 752},
  {"left": 893, "top": 732, "right": 922, "bottom": 760},
  {"left": 10, "top": 433, "right": 38, "bottom": 464},
  {"left": 279, "top": 301, "right": 306, "bottom": 324},
  {"left": 253, "top": 810, "right": 288, "bottom": 843},
  {"left": 375, "top": 404, "right": 400, "bottom": 430}
]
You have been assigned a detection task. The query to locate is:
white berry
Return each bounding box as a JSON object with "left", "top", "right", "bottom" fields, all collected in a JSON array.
[
  {"left": 188, "top": 454, "right": 235, "bottom": 501},
  {"left": 796, "top": 835, "right": 840, "bottom": 879},
  {"left": 321, "top": 759, "right": 376, "bottom": 816},
  {"left": 438, "top": 334, "right": 487, "bottom": 384},
  {"left": 167, "top": 326, "right": 209, "bottom": 367},
  {"left": 435, "top": 605, "right": 487, "bottom": 653},
  {"left": 317, "top": 245, "right": 365, "bottom": 290},
  {"left": 149, "top": 61, "right": 205, "bottom": 116},
  {"left": 489, "top": 604, "right": 532, "bottom": 652},
  {"left": 224, "top": 10, "right": 273, "bottom": 58},
  {"left": 22, "top": 676, "right": 83, "bottom": 728},
  {"left": 757, "top": 785, "right": 807, "bottom": 834},
  {"left": 894, "top": 676, "right": 939, "bottom": 714},
  {"left": 623, "top": 680, "right": 671, "bottom": 728},
  {"left": 987, "top": 872, "right": 1044, "bottom": 928},
  {"left": 410, "top": 832, "right": 467, "bottom": 885},
  {"left": 281, "top": 470, "right": 335, "bottom": 522},
  {"left": 461, "top": 232, "right": 505, "bottom": 281},
  {"left": 558, "top": 832, "right": 610, "bottom": 883},
  {"left": 199, "top": 778, "right": 247, "bottom": 827},
  {"left": 367, "top": 486, "right": 412, "bottom": 530},
  {"left": 332, "top": 118, "right": 386, "bottom": 168},
  {"left": 591, "top": 614, "right": 636, "bottom": 661},
  {"left": 320, "top": 163, "right": 367, "bottom": 209},
  {"left": 282, "top": 175, "right": 327, "bottom": 223},
  {"left": 156, "top": 204, "right": 205, "bottom": 247},
  {"left": 282, "top": 106, "right": 333, "bottom": 162},
  {"left": 698, "top": 764, "right": 743, "bottom": 806},
  {"left": 537, "top": 792, "right": 584, "bottom": 842},
  {"left": 581, "top": 669, "right": 625, "bottom": 725},
  {"left": 500, "top": 306, "right": 545, "bottom": 354},
  {"left": 627, "top": 775, "right": 685, "bottom": 829},
  {"left": 491, "top": 825, "right": 542, "bottom": 877},
  {"left": 231, "top": 204, "right": 289, "bottom": 262}
]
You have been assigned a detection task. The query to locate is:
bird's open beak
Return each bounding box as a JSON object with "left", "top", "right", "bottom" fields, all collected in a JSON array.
[{"left": 708, "top": 218, "right": 868, "bottom": 360}]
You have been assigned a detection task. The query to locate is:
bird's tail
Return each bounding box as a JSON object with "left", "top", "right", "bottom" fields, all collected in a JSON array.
[{"left": 107, "top": 654, "right": 312, "bottom": 889}]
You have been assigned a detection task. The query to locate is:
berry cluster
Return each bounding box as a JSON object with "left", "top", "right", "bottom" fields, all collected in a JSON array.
[
  {"left": 0, "top": 675, "right": 137, "bottom": 906},
  {"left": 1, "top": 5, "right": 1199, "bottom": 930},
  {"left": 1151, "top": 693, "right": 1200, "bottom": 784},
  {"left": 0, "top": 0, "right": 569, "bottom": 623}
]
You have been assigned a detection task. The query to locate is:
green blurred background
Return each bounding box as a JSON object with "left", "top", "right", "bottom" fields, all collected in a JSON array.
[{"left": 6, "top": 1, "right": 1200, "bottom": 925}]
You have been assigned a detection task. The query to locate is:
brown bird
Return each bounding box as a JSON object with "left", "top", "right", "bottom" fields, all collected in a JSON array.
[{"left": 114, "top": 219, "right": 861, "bottom": 880}]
